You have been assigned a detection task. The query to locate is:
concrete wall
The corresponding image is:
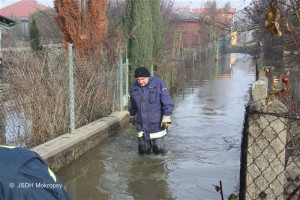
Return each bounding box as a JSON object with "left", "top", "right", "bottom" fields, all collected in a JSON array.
[{"left": 31, "top": 111, "right": 129, "bottom": 172}]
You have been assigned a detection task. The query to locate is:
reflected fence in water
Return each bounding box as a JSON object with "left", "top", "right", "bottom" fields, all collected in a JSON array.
[{"left": 0, "top": 101, "right": 30, "bottom": 147}]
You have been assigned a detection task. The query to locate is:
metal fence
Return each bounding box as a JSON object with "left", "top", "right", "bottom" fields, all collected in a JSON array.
[
  {"left": 240, "top": 56, "right": 300, "bottom": 199},
  {"left": 240, "top": 104, "right": 300, "bottom": 200},
  {"left": 0, "top": 44, "right": 128, "bottom": 148}
]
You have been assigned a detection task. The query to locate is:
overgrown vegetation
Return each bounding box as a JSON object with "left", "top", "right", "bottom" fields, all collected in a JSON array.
[
  {"left": 240, "top": 0, "right": 300, "bottom": 111},
  {"left": 1, "top": 15, "right": 24, "bottom": 48},
  {"left": 0, "top": 0, "right": 121, "bottom": 147},
  {"left": 54, "top": 0, "right": 109, "bottom": 53},
  {"left": 235, "top": 0, "right": 300, "bottom": 66},
  {"left": 1, "top": 43, "right": 119, "bottom": 147}
]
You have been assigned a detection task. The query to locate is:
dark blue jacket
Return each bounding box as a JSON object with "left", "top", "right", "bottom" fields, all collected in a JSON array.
[
  {"left": 129, "top": 76, "right": 174, "bottom": 140},
  {"left": 0, "top": 146, "right": 71, "bottom": 200}
]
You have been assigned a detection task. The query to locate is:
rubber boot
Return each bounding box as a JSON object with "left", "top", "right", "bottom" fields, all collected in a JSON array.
[
  {"left": 152, "top": 137, "right": 166, "bottom": 155},
  {"left": 137, "top": 137, "right": 152, "bottom": 154}
]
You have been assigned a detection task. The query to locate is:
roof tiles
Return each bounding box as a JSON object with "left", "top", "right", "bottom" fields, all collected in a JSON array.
[{"left": 0, "top": 0, "right": 48, "bottom": 19}]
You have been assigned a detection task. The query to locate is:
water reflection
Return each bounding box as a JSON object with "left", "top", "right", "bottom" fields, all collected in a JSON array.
[
  {"left": 0, "top": 101, "right": 30, "bottom": 146},
  {"left": 126, "top": 156, "right": 172, "bottom": 199},
  {"left": 58, "top": 125, "right": 174, "bottom": 200},
  {"left": 168, "top": 53, "right": 255, "bottom": 199},
  {"left": 58, "top": 53, "right": 255, "bottom": 200}
]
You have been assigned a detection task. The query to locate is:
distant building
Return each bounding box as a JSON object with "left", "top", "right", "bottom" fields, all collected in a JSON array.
[
  {"left": 0, "top": 15, "right": 15, "bottom": 67},
  {"left": 174, "top": 7, "right": 236, "bottom": 50},
  {"left": 0, "top": 0, "right": 48, "bottom": 38}
]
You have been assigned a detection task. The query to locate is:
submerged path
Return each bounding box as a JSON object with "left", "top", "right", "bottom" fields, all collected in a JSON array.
[{"left": 57, "top": 53, "right": 255, "bottom": 200}]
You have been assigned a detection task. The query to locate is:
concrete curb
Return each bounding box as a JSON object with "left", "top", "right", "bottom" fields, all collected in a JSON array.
[{"left": 31, "top": 111, "right": 129, "bottom": 172}]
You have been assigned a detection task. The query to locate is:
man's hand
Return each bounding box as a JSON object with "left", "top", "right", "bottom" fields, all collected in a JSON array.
[
  {"left": 130, "top": 116, "right": 135, "bottom": 126},
  {"left": 161, "top": 115, "right": 171, "bottom": 129}
]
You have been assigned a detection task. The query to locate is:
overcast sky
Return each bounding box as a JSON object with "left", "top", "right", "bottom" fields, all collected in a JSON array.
[{"left": 1, "top": 0, "right": 252, "bottom": 10}]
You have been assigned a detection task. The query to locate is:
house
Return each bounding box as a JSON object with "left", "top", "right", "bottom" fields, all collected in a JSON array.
[
  {"left": 0, "top": 0, "right": 48, "bottom": 38},
  {"left": 174, "top": 7, "right": 236, "bottom": 51}
]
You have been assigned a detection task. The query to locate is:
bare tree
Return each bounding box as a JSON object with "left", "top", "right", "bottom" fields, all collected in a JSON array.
[
  {"left": 106, "top": 0, "right": 126, "bottom": 39},
  {"left": 160, "top": 0, "right": 178, "bottom": 54},
  {"left": 236, "top": 0, "right": 300, "bottom": 66},
  {"left": 32, "top": 8, "right": 62, "bottom": 45}
]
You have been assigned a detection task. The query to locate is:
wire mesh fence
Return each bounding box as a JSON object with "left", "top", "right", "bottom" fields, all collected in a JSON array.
[
  {"left": 240, "top": 57, "right": 300, "bottom": 199},
  {"left": 0, "top": 44, "right": 123, "bottom": 148},
  {"left": 241, "top": 105, "right": 300, "bottom": 200}
]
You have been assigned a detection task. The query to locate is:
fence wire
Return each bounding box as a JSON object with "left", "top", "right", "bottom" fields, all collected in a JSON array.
[
  {"left": 0, "top": 46, "right": 120, "bottom": 148},
  {"left": 240, "top": 75, "right": 300, "bottom": 199}
]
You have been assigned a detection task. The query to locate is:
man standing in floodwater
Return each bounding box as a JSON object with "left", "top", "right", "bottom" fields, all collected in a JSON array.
[{"left": 129, "top": 66, "right": 174, "bottom": 155}]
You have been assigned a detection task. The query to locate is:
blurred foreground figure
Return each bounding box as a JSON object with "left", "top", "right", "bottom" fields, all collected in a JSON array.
[{"left": 0, "top": 145, "right": 71, "bottom": 200}]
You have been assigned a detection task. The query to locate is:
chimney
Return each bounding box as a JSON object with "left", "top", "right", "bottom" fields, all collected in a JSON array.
[{"left": 190, "top": 1, "right": 192, "bottom": 12}]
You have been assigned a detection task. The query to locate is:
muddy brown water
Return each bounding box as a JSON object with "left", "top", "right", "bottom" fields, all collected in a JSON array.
[{"left": 57, "top": 53, "right": 256, "bottom": 200}]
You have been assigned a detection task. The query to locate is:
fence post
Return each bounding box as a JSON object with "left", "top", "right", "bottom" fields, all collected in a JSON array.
[
  {"left": 126, "top": 48, "right": 129, "bottom": 97},
  {"left": 252, "top": 78, "right": 268, "bottom": 101},
  {"left": 119, "top": 52, "right": 123, "bottom": 111},
  {"left": 246, "top": 97, "right": 288, "bottom": 199},
  {"left": 68, "top": 43, "right": 75, "bottom": 134},
  {"left": 150, "top": 65, "right": 153, "bottom": 76}
]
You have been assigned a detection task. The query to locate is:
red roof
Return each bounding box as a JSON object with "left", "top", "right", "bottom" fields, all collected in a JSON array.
[
  {"left": 175, "top": 8, "right": 236, "bottom": 14},
  {"left": 0, "top": 0, "right": 48, "bottom": 19}
]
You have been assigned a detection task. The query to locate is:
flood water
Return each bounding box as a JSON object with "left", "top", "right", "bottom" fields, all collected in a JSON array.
[{"left": 57, "top": 53, "right": 256, "bottom": 200}]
